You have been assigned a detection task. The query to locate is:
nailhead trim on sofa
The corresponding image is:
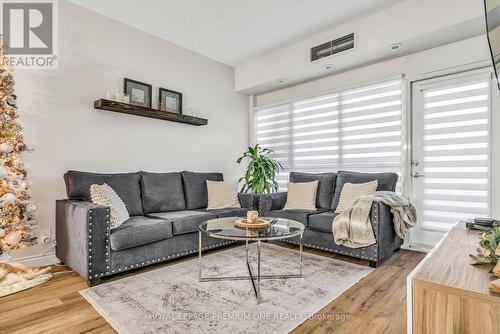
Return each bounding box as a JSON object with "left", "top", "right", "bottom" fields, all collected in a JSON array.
[
  {"left": 88, "top": 233, "right": 236, "bottom": 279},
  {"left": 86, "top": 203, "right": 381, "bottom": 279},
  {"left": 282, "top": 203, "right": 379, "bottom": 262},
  {"left": 87, "top": 208, "right": 111, "bottom": 279}
]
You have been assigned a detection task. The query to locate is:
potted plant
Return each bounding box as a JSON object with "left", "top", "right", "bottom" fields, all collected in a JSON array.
[
  {"left": 470, "top": 224, "right": 500, "bottom": 265},
  {"left": 236, "top": 144, "right": 283, "bottom": 194}
]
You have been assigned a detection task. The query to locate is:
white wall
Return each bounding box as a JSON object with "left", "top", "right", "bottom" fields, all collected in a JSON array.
[
  {"left": 11, "top": 0, "right": 248, "bottom": 259},
  {"left": 236, "top": 0, "right": 485, "bottom": 94},
  {"left": 255, "top": 36, "right": 492, "bottom": 106}
]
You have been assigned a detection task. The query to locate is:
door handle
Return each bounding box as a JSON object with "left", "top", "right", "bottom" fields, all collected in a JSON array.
[{"left": 412, "top": 172, "right": 426, "bottom": 178}]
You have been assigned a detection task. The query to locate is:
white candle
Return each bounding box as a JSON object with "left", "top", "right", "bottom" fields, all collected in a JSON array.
[{"left": 247, "top": 210, "right": 258, "bottom": 223}]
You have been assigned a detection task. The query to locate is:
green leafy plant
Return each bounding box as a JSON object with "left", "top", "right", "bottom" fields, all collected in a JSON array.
[
  {"left": 470, "top": 224, "right": 500, "bottom": 265},
  {"left": 237, "top": 144, "right": 283, "bottom": 194}
]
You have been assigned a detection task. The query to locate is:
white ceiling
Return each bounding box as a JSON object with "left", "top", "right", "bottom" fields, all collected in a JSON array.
[{"left": 68, "top": 0, "right": 406, "bottom": 66}]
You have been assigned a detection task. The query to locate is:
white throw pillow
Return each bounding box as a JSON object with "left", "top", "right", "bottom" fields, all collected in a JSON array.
[
  {"left": 90, "top": 183, "right": 129, "bottom": 229},
  {"left": 283, "top": 181, "right": 318, "bottom": 211},
  {"left": 206, "top": 181, "right": 241, "bottom": 210},
  {"left": 335, "top": 180, "right": 378, "bottom": 213}
]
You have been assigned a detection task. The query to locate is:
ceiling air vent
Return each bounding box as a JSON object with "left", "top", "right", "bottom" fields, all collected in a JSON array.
[{"left": 310, "top": 33, "right": 355, "bottom": 62}]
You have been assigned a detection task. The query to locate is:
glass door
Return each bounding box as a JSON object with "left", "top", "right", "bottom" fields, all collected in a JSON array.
[{"left": 410, "top": 70, "right": 493, "bottom": 247}]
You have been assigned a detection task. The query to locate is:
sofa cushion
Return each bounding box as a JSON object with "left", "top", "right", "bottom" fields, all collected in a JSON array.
[
  {"left": 335, "top": 180, "right": 378, "bottom": 213},
  {"left": 181, "top": 171, "right": 223, "bottom": 209},
  {"left": 147, "top": 210, "right": 217, "bottom": 235},
  {"left": 110, "top": 216, "right": 172, "bottom": 251},
  {"left": 203, "top": 208, "right": 249, "bottom": 218},
  {"left": 64, "top": 170, "right": 143, "bottom": 216},
  {"left": 331, "top": 171, "right": 398, "bottom": 210},
  {"left": 268, "top": 209, "right": 326, "bottom": 226},
  {"left": 309, "top": 211, "right": 338, "bottom": 233},
  {"left": 141, "top": 172, "right": 186, "bottom": 213},
  {"left": 90, "top": 183, "right": 129, "bottom": 229},
  {"left": 283, "top": 181, "right": 318, "bottom": 210},
  {"left": 206, "top": 181, "right": 241, "bottom": 209},
  {"left": 290, "top": 172, "right": 337, "bottom": 210}
]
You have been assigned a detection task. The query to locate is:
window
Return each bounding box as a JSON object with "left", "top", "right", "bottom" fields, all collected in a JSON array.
[{"left": 254, "top": 79, "right": 404, "bottom": 190}]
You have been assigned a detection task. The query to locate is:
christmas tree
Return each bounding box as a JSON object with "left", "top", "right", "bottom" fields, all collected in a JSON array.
[{"left": 0, "top": 45, "right": 37, "bottom": 257}]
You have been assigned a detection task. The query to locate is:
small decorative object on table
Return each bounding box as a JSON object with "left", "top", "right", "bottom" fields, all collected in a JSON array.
[
  {"left": 466, "top": 217, "right": 497, "bottom": 229},
  {"left": 247, "top": 210, "right": 259, "bottom": 223},
  {"left": 234, "top": 217, "right": 271, "bottom": 229},
  {"left": 124, "top": 78, "right": 152, "bottom": 108},
  {"left": 470, "top": 224, "right": 500, "bottom": 265},
  {"left": 469, "top": 223, "right": 500, "bottom": 293},
  {"left": 159, "top": 87, "right": 182, "bottom": 114}
]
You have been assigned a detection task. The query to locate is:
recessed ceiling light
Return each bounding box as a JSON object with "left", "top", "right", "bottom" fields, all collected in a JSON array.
[
  {"left": 324, "top": 64, "right": 334, "bottom": 70},
  {"left": 276, "top": 79, "right": 285, "bottom": 84},
  {"left": 390, "top": 43, "right": 402, "bottom": 50}
]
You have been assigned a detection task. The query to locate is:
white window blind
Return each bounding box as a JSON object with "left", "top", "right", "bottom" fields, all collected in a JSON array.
[
  {"left": 419, "top": 74, "right": 491, "bottom": 230},
  {"left": 254, "top": 79, "right": 403, "bottom": 190}
]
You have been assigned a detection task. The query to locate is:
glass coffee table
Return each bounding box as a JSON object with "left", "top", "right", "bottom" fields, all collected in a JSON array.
[{"left": 198, "top": 217, "right": 305, "bottom": 304}]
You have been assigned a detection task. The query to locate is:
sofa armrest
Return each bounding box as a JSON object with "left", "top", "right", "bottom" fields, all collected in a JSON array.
[
  {"left": 238, "top": 193, "right": 255, "bottom": 210},
  {"left": 371, "top": 202, "right": 403, "bottom": 264},
  {"left": 258, "top": 192, "right": 288, "bottom": 216},
  {"left": 55, "top": 200, "right": 111, "bottom": 285}
]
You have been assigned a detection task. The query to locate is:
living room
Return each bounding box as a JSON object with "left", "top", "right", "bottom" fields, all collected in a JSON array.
[{"left": 1, "top": 0, "right": 500, "bottom": 333}]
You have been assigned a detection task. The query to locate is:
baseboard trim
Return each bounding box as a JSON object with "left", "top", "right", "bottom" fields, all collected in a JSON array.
[
  {"left": 402, "top": 243, "right": 433, "bottom": 253},
  {"left": 7, "top": 253, "right": 60, "bottom": 266}
]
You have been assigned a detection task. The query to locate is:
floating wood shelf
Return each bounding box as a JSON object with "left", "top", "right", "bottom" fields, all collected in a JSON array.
[{"left": 94, "top": 99, "right": 208, "bottom": 126}]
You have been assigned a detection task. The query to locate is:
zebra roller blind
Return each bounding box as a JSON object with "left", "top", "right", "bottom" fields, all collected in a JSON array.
[
  {"left": 254, "top": 79, "right": 404, "bottom": 190},
  {"left": 418, "top": 73, "right": 491, "bottom": 231}
]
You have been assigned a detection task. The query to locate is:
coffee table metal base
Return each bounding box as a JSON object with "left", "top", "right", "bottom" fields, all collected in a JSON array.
[{"left": 198, "top": 232, "right": 303, "bottom": 304}]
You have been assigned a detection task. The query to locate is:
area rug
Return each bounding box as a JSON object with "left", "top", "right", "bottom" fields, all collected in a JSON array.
[
  {"left": 0, "top": 263, "right": 53, "bottom": 297},
  {"left": 80, "top": 243, "right": 373, "bottom": 334}
]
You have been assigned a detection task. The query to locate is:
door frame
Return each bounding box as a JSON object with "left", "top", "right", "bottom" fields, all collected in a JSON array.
[{"left": 406, "top": 67, "right": 496, "bottom": 249}]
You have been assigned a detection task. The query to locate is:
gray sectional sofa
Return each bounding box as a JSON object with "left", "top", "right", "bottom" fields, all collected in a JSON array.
[
  {"left": 56, "top": 169, "right": 402, "bottom": 286},
  {"left": 258, "top": 171, "right": 403, "bottom": 267},
  {"left": 56, "top": 170, "right": 254, "bottom": 286}
]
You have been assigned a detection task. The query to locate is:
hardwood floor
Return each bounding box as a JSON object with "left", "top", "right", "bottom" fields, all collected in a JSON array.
[{"left": 0, "top": 246, "right": 425, "bottom": 334}]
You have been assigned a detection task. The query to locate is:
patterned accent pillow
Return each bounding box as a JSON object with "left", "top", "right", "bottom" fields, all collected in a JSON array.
[
  {"left": 284, "top": 181, "right": 319, "bottom": 211},
  {"left": 335, "top": 180, "right": 378, "bottom": 213},
  {"left": 90, "top": 183, "right": 129, "bottom": 228},
  {"left": 206, "top": 181, "right": 241, "bottom": 210}
]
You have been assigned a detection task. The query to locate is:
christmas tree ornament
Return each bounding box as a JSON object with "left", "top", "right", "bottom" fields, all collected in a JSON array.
[
  {"left": 25, "top": 203, "right": 37, "bottom": 212},
  {"left": 10, "top": 178, "right": 21, "bottom": 188},
  {"left": 4, "top": 230, "right": 22, "bottom": 246},
  {"left": 17, "top": 181, "right": 27, "bottom": 191},
  {"left": 0, "top": 142, "right": 13, "bottom": 153},
  {"left": 0, "top": 166, "right": 7, "bottom": 178},
  {"left": 4, "top": 108, "right": 16, "bottom": 117},
  {"left": 1, "top": 192, "right": 16, "bottom": 203}
]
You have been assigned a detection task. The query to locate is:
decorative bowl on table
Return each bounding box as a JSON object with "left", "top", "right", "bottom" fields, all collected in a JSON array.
[{"left": 234, "top": 218, "right": 271, "bottom": 229}]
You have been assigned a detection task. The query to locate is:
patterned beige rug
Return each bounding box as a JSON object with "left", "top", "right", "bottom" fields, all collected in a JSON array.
[{"left": 80, "top": 243, "right": 373, "bottom": 334}]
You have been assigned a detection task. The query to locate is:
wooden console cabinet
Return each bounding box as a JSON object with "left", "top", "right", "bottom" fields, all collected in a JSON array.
[{"left": 408, "top": 223, "right": 500, "bottom": 334}]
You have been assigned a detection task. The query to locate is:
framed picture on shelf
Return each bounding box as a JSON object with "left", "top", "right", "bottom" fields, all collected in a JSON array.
[
  {"left": 123, "top": 78, "right": 152, "bottom": 108},
  {"left": 159, "top": 87, "right": 182, "bottom": 114}
]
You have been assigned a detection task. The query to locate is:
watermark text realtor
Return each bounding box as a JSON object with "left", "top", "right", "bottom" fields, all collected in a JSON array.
[{"left": 1, "top": 0, "right": 58, "bottom": 69}]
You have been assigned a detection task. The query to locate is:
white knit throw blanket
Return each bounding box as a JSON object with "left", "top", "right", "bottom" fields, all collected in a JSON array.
[{"left": 332, "top": 191, "right": 417, "bottom": 248}]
